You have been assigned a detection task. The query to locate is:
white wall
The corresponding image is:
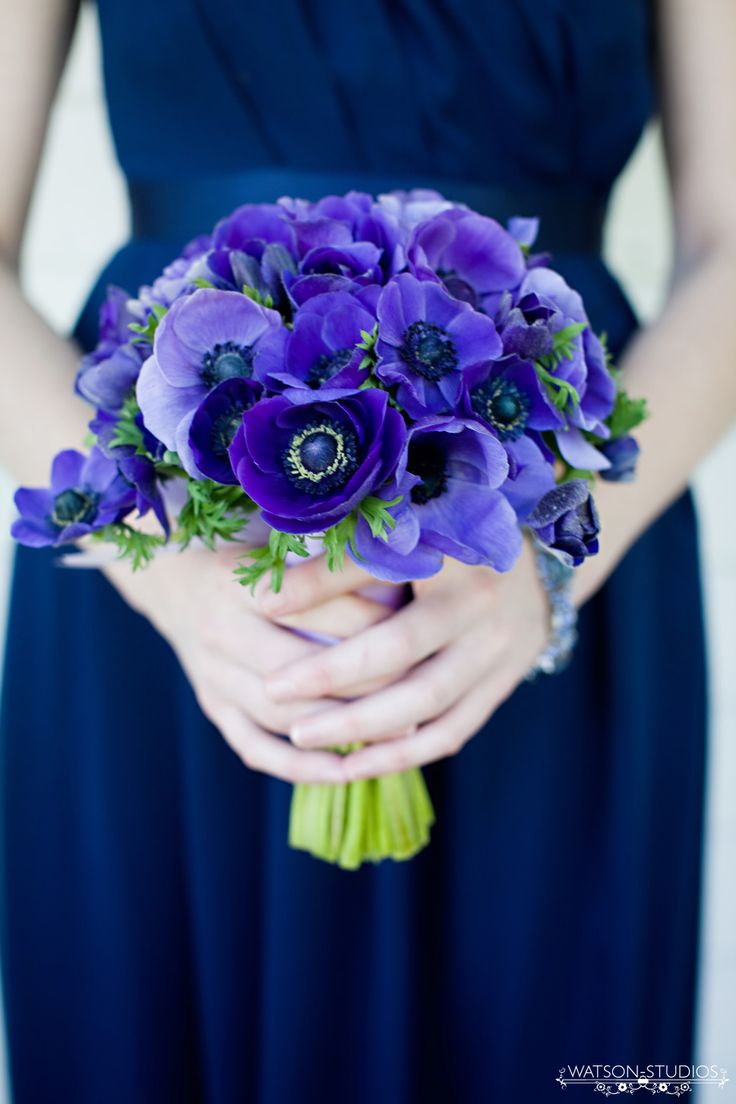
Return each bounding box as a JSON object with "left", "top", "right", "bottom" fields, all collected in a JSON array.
[{"left": 0, "top": 8, "right": 733, "bottom": 1099}]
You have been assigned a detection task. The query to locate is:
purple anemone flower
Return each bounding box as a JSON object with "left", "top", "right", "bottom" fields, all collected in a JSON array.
[
  {"left": 463, "top": 356, "right": 559, "bottom": 441},
  {"left": 599, "top": 434, "right": 640, "bottom": 482},
  {"left": 229, "top": 387, "right": 406, "bottom": 534},
  {"left": 256, "top": 290, "right": 376, "bottom": 391},
  {"left": 136, "top": 288, "right": 283, "bottom": 477},
  {"left": 376, "top": 190, "right": 454, "bottom": 235},
  {"left": 188, "top": 378, "right": 262, "bottom": 484},
  {"left": 351, "top": 417, "right": 521, "bottom": 581},
  {"left": 513, "top": 267, "right": 616, "bottom": 441},
  {"left": 212, "top": 204, "right": 297, "bottom": 257},
  {"left": 11, "top": 448, "right": 136, "bottom": 548},
  {"left": 408, "top": 208, "right": 527, "bottom": 314},
  {"left": 76, "top": 286, "right": 144, "bottom": 414},
  {"left": 375, "top": 273, "right": 501, "bottom": 417},
  {"left": 299, "top": 192, "right": 405, "bottom": 278},
  {"left": 527, "top": 479, "right": 600, "bottom": 565}
]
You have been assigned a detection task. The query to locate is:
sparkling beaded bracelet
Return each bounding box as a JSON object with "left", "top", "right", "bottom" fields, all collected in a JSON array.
[{"left": 525, "top": 535, "right": 579, "bottom": 679}]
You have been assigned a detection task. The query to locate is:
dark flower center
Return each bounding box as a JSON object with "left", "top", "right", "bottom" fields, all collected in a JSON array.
[
  {"left": 307, "top": 347, "right": 353, "bottom": 387},
  {"left": 51, "top": 488, "right": 98, "bottom": 528},
  {"left": 283, "top": 419, "right": 359, "bottom": 496},
  {"left": 399, "top": 321, "right": 458, "bottom": 382},
  {"left": 409, "top": 440, "right": 448, "bottom": 504},
  {"left": 201, "top": 341, "right": 254, "bottom": 388},
  {"left": 470, "top": 378, "right": 530, "bottom": 440},
  {"left": 211, "top": 409, "right": 247, "bottom": 460}
]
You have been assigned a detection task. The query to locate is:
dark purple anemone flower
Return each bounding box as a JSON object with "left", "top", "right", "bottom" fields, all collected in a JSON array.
[
  {"left": 136, "top": 288, "right": 282, "bottom": 477},
  {"left": 11, "top": 448, "right": 136, "bottom": 548},
  {"left": 375, "top": 273, "right": 501, "bottom": 417},
  {"left": 76, "top": 286, "right": 144, "bottom": 414},
  {"left": 408, "top": 208, "right": 527, "bottom": 314},
  {"left": 351, "top": 417, "right": 522, "bottom": 582},
  {"left": 527, "top": 479, "right": 600, "bottom": 565},
  {"left": 599, "top": 434, "right": 640, "bottom": 482},
  {"left": 188, "top": 378, "right": 262, "bottom": 484},
  {"left": 229, "top": 387, "right": 406, "bottom": 534},
  {"left": 463, "top": 356, "right": 558, "bottom": 441},
  {"left": 255, "top": 290, "right": 376, "bottom": 392},
  {"left": 88, "top": 410, "right": 168, "bottom": 532}
]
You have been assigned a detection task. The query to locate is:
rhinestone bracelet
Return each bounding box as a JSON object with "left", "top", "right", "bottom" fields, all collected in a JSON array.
[{"left": 525, "top": 535, "right": 579, "bottom": 679}]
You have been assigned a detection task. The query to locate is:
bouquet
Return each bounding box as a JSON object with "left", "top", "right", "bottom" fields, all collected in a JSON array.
[{"left": 11, "top": 189, "right": 646, "bottom": 869}]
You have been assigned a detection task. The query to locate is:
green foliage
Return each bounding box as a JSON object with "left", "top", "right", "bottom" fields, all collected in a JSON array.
[
  {"left": 533, "top": 322, "right": 587, "bottom": 412},
  {"left": 533, "top": 361, "right": 581, "bottom": 412},
  {"left": 607, "top": 388, "right": 649, "bottom": 440},
  {"left": 108, "top": 395, "right": 149, "bottom": 455},
  {"left": 93, "top": 523, "right": 165, "bottom": 571},
  {"left": 358, "top": 494, "right": 402, "bottom": 541},
  {"left": 192, "top": 277, "right": 215, "bottom": 289},
  {"left": 234, "top": 530, "right": 309, "bottom": 593},
  {"left": 175, "top": 480, "right": 255, "bottom": 551},
  {"left": 242, "top": 285, "right": 275, "bottom": 309},
  {"left": 129, "top": 302, "right": 167, "bottom": 345},
  {"left": 322, "top": 514, "right": 359, "bottom": 572},
  {"left": 356, "top": 322, "right": 379, "bottom": 371}
]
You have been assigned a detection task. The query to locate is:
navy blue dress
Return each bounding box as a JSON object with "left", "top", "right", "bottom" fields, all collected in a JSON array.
[{"left": 0, "top": 3, "right": 707, "bottom": 1101}]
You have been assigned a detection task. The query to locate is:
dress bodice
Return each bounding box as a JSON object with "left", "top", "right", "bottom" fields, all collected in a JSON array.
[{"left": 95, "top": 0, "right": 654, "bottom": 199}]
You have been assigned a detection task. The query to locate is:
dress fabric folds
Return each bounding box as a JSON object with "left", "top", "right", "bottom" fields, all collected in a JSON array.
[{"left": 0, "top": 2, "right": 706, "bottom": 1101}]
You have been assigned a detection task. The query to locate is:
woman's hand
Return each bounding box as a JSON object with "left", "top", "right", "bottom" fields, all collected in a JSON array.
[
  {"left": 101, "top": 542, "right": 393, "bottom": 784},
  {"left": 259, "top": 540, "right": 550, "bottom": 779}
]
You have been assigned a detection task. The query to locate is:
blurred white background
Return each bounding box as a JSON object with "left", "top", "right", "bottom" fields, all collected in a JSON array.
[{"left": 0, "top": 8, "right": 734, "bottom": 1100}]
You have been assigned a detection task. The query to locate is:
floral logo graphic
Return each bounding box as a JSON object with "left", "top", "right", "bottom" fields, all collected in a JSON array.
[{"left": 557, "top": 1065, "right": 729, "bottom": 1096}]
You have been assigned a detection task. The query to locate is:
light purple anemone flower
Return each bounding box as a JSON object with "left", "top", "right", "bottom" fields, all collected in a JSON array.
[
  {"left": 136, "top": 288, "right": 283, "bottom": 477},
  {"left": 351, "top": 417, "right": 522, "bottom": 582},
  {"left": 408, "top": 208, "right": 527, "bottom": 314},
  {"left": 11, "top": 448, "right": 136, "bottom": 548},
  {"left": 375, "top": 273, "right": 502, "bottom": 417}
]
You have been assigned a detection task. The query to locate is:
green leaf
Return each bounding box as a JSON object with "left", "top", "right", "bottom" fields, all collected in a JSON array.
[
  {"left": 533, "top": 361, "right": 581, "bottom": 412},
  {"left": 560, "top": 466, "right": 595, "bottom": 485},
  {"left": 607, "top": 388, "right": 649, "bottom": 439},
  {"left": 321, "top": 514, "right": 359, "bottom": 572},
  {"left": 129, "top": 302, "right": 167, "bottom": 346},
  {"left": 175, "top": 479, "right": 255, "bottom": 551},
  {"left": 107, "top": 395, "right": 150, "bottom": 455},
  {"left": 242, "top": 285, "right": 275, "bottom": 309},
  {"left": 92, "top": 523, "right": 166, "bottom": 571},
  {"left": 234, "top": 530, "right": 308, "bottom": 593},
  {"left": 358, "top": 494, "right": 402, "bottom": 542},
  {"left": 549, "top": 321, "right": 587, "bottom": 365},
  {"left": 192, "top": 277, "right": 215, "bottom": 289}
]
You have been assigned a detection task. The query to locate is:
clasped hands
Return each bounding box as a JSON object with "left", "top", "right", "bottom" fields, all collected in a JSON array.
[{"left": 107, "top": 537, "right": 549, "bottom": 785}]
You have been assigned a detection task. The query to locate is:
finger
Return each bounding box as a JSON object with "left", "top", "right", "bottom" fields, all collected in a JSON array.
[
  {"left": 207, "top": 609, "right": 325, "bottom": 675},
  {"left": 338, "top": 670, "right": 517, "bottom": 779},
  {"left": 216, "top": 705, "right": 347, "bottom": 784},
  {"left": 290, "top": 635, "right": 493, "bottom": 748},
  {"left": 254, "top": 551, "right": 394, "bottom": 616},
  {"left": 273, "top": 593, "right": 393, "bottom": 640},
  {"left": 204, "top": 660, "right": 335, "bottom": 734},
  {"left": 265, "top": 584, "right": 478, "bottom": 702}
]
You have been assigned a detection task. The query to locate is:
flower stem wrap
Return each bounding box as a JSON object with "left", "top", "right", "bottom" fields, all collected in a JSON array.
[{"left": 288, "top": 745, "right": 435, "bottom": 870}]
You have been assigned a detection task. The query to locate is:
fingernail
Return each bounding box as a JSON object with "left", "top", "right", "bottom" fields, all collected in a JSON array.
[{"left": 292, "top": 722, "right": 330, "bottom": 747}]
